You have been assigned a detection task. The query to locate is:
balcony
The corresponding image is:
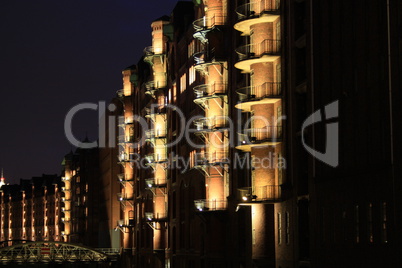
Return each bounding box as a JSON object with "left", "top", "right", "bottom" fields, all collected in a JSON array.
[
  {"left": 193, "top": 151, "right": 228, "bottom": 168},
  {"left": 118, "top": 153, "right": 137, "bottom": 164},
  {"left": 194, "top": 117, "right": 229, "bottom": 134},
  {"left": 118, "top": 135, "right": 135, "bottom": 145},
  {"left": 116, "top": 89, "right": 124, "bottom": 99},
  {"left": 236, "top": 39, "right": 281, "bottom": 60},
  {"left": 117, "top": 218, "right": 134, "bottom": 228},
  {"left": 117, "top": 173, "right": 134, "bottom": 187},
  {"left": 193, "top": 83, "right": 227, "bottom": 107},
  {"left": 145, "top": 178, "right": 167, "bottom": 189},
  {"left": 237, "top": 82, "right": 282, "bottom": 101},
  {"left": 144, "top": 212, "right": 168, "bottom": 222},
  {"left": 236, "top": 82, "right": 282, "bottom": 111},
  {"left": 193, "top": 48, "right": 222, "bottom": 74},
  {"left": 238, "top": 185, "right": 282, "bottom": 203},
  {"left": 194, "top": 199, "right": 227, "bottom": 212},
  {"left": 143, "top": 46, "right": 166, "bottom": 65},
  {"left": 237, "top": 126, "right": 282, "bottom": 150},
  {"left": 193, "top": 16, "right": 225, "bottom": 43},
  {"left": 145, "top": 129, "right": 167, "bottom": 142},
  {"left": 234, "top": 0, "right": 280, "bottom": 35},
  {"left": 145, "top": 154, "right": 168, "bottom": 167},
  {"left": 145, "top": 81, "right": 156, "bottom": 97}
]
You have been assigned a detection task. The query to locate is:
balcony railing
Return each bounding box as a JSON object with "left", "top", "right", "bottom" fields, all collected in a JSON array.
[
  {"left": 239, "top": 126, "right": 282, "bottom": 143},
  {"left": 194, "top": 116, "right": 228, "bottom": 131},
  {"left": 116, "top": 89, "right": 124, "bottom": 98},
  {"left": 236, "top": 39, "right": 281, "bottom": 61},
  {"left": 145, "top": 129, "right": 167, "bottom": 140},
  {"left": 194, "top": 151, "right": 228, "bottom": 167},
  {"left": 236, "top": 0, "right": 280, "bottom": 21},
  {"left": 143, "top": 45, "right": 166, "bottom": 56},
  {"left": 118, "top": 153, "right": 137, "bottom": 163},
  {"left": 144, "top": 212, "right": 168, "bottom": 221},
  {"left": 194, "top": 199, "right": 227, "bottom": 211},
  {"left": 194, "top": 83, "right": 227, "bottom": 99},
  {"left": 237, "top": 82, "right": 282, "bottom": 102},
  {"left": 145, "top": 178, "right": 167, "bottom": 188},
  {"left": 193, "top": 16, "right": 226, "bottom": 32},
  {"left": 238, "top": 185, "right": 281, "bottom": 202},
  {"left": 117, "top": 193, "right": 134, "bottom": 201},
  {"left": 145, "top": 154, "right": 168, "bottom": 164}
]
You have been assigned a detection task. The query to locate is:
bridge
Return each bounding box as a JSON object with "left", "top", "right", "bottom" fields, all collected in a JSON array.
[{"left": 0, "top": 241, "right": 120, "bottom": 264}]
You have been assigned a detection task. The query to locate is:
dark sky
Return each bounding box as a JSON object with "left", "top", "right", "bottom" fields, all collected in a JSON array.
[{"left": 0, "top": 0, "right": 186, "bottom": 184}]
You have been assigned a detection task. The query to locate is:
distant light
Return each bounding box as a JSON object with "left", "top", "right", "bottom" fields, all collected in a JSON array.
[{"left": 242, "top": 196, "right": 248, "bottom": 201}]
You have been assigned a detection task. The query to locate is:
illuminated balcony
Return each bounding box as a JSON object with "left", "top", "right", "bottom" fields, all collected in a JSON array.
[
  {"left": 117, "top": 193, "right": 134, "bottom": 207},
  {"left": 143, "top": 46, "right": 166, "bottom": 65},
  {"left": 237, "top": 126, "right": 282, "bottom": 151},
  {"left": 234, "top": 0, "right": 280, "bottom": 35},
  {"left": 118, "top": 135, "right": 135, "bottom": 145},
  {"left": 144, "top": 212, "right": 168, "bottom": 222},
  {"left": 193, "top": 16, "right": 225, "bottom": 43},
  {"left": 116, "top": 89, "right": 124, "bottom": 99},
  {"left": 238, "top": 185, "right": 282, "bottom": 203},
  {"left": 117, "top": 217, "right": 135, "bottom": 228},
  {"left": 194, "top": 199, "right": 227, "bottom": 212},
  {"left": 145, "top": 129, "right": 167, "bottom": 142},
  {"left": 118, "top": 118, "right": 134, "bottom": 128},
  {"left": 117, "top": 173, "right": 134, "bottom": 187},
  {"left": 145, "top": 179, "right": 167, "bottom": 196},
  {"left": 235, "top": 39, "right": 281, "bottom": 72},
  {"left": 193, "top": 83, "right": 227, "bottom": 108},
  {"left": 194, "top": 117, "right": 229, "bottom": 134},
  {"left": 118, "top": 153, "right": 137, "bottom": 164},
  {"left": 193, "top": 49, "right": 222, "bottom": 74},
  {"left": 145, "top": 106, "right": 167, "bottom": 120},
  {"left": 193, "top": 151, "right": 229, "bottom": 169},
  {"left": 235, "top": 82, "right": 282, "bottom": 111},
  {"left": 145, "top": 154, "right": 168, "bottom": 168},
  {"left": 145, "top": 81, "right": 156, "bottom": 98}
]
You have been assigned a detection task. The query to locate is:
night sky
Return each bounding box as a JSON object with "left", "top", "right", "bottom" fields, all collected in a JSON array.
[{"left": 0, "top": 0, "right": 186, "bottom": 184}]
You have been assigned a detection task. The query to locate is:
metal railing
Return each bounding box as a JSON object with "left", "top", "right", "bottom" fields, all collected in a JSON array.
[
  {"left": 143, "top": 45, "right": 167, "bottom": 56},
  {"left": 145, "top": 178, "right": 167, "bottom": 188},
  {"left": 193, "top": 16, "right": 226, "bottom": 32},
  {"left": 236, "top": 0, "right": 280, "bottom": 21},
  {"left": 237, "top": 82, "right": 282, "bottom": 101},
  {"left": 145, "top": 129, "right": 167, "bottom": 140},
  {"left": 238, "top": 185, "right": 281, "bottom": 202},
  {"left": 194, "top": 116, "right": 229, "bottom": 131},
  {"left": 236, "top": 39, "right": 281, "bottom": 61},
  {"left": 117, "top": 193, "right": 134, "bottom": 201},
  {"left": 238, "top": 126, "right": 282, "bottom": 143},
  {"left": 145, "top": 153, "right": 168, "bottom": 164},
  {"left": 194, "top": 199, "right": 227, "bottom": 211},
  {"left": 144, "top": 212, "right": 167, "bottom": 221},
  {"left": 194, "top": 83, "right": 227, "bottom": 99},
  {"left": 194, "top": 151, "right": 228, "bottom": 166}
]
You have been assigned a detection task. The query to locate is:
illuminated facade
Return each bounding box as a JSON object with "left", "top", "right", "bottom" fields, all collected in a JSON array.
[
  {"left": 0, "top": 175, "right": 63, "bottom": 244},
  {"left": 114, "top": 0, "right": 402, "bottom": 267},
  {"left": 115, "top": 1, "right": 287, "bottom": 267}
]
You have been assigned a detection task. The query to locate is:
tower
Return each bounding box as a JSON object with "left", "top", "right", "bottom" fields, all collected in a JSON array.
[{"left": 0, "top": 169, "right": 6, "bottom": 188}]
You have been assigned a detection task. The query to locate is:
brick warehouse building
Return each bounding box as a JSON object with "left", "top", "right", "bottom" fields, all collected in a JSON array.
[
  {"left": 112, "top": 0, "right": 402, "bottom": 267},
  {"left": 0, "top": 0, "right": 400, "bottom": 267}
]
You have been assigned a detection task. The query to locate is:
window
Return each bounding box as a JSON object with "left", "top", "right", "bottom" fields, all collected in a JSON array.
[
  {"left": 381, "top": 202, "right": 388, "bottom": 243},
  {"left": 180, "top": 73, "right": 187, "bottom": 93},
  {"left": 189, "top": 66, "right": 196, "bottom": 85},
  {"left": 278, "top": 213, "right": 282, "bottom": 245},
  {"left": 285, "top": 212, "right": 290, "bottom": 244},
  {"left": 368, "top": 203, "right": 373, "bottom": 243},
  {"left": 355, "top": 205, "right": 360, "bottom": 243}
]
